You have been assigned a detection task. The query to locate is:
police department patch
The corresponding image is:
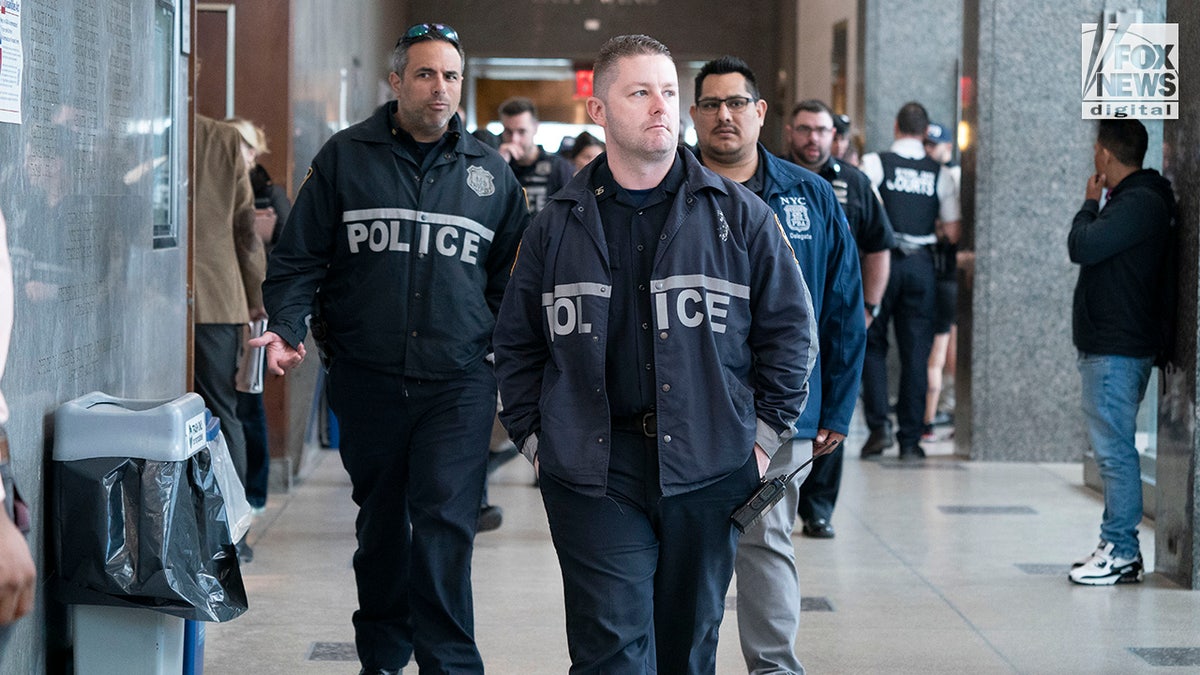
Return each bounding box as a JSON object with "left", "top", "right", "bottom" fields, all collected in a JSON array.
[
  {"left": 467, "top": 165, "right": 496, "bottom": 197},
  {"left": 784, "top": 203, "right": 810, "bottom": 235}
]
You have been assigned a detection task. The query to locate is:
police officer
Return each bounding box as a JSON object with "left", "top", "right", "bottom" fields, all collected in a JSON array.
[
  {"left": 252, "top": 23, "right": 529, "bottom": 675},
  {"left": 785, "top": 98, "right": 895, "bottom": 537},
  {"left": 496, "top": 97, "right": 574, "bottom": 216},
  {"left": 691, "top": 58, "right": 865, "bottom": 674},
  {"left": 493, "top": 35, "right": 815, "bottom": 674},
  {"left": 858, "top": 101, "right": 960, "bottom": 460}
]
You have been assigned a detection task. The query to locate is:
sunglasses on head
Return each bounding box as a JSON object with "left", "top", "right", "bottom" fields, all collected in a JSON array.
[{"left": 399, "top": 23, "right": 460, "bottom": 48}]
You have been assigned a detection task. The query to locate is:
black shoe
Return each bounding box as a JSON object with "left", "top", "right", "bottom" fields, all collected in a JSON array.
[
  {"left": 477, "top": 504, "right": 503, "bottom": 532},
  {"left": 898, "top": 444, "right": 927, "bottom": 460},
  {"left": 802, "top": 518, "right": 836, "bottom": 539},
  {"left": 358, "top": 669, "right": 401, "bottom": 675},
  {"left": 860, "top": 426, "right": 894, "bottom": 459}
]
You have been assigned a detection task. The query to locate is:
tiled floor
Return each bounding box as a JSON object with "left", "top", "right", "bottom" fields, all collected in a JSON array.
[{"left": 204, "top": 422, "right": 1199, "bottom": 674}]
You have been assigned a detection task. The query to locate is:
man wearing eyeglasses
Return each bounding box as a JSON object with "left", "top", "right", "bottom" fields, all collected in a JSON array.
[
  {"left": 252, "top": 23, "right": 529, "bottom": 675},
  {"left": 785, "top": 99, "right": 894, "bottom": 540},
  {"left": 494, "top": 36, "right": 814, "bottom": 674},
  {"left": 691, "top": 56, "right": 865, "bottom": 675}
]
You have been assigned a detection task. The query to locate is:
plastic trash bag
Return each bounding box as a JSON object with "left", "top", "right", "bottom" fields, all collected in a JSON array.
[
  {"left": 207, "top": 418, "right": 252, "bottom": 543},
  {"left": 51, "top": 444, "right": 248, "bottom": 622}
]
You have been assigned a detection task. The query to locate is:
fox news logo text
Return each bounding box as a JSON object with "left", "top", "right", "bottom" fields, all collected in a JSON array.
[{"left": 1081, "top": 23, "right": 1178, "bottom": 119}]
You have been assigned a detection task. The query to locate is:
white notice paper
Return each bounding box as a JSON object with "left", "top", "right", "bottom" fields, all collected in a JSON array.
[{"left": 0, "top": 0, "right": 22, "bottom": 125}]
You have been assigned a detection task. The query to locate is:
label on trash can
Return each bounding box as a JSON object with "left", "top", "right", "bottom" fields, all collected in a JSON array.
[{"left": 186, "top": 413, "right": 206, "bottom": 454}]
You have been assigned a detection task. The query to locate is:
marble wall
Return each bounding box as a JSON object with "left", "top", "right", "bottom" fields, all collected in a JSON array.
[
  {"left": 959, "top": 0, "right": 1165, "bottom": 461},
  {"left": 860, "top": 0, "right": 962, "bottom": 154},
  {"left": 1154, "top": 1, "right": 1199, "bottom": 588},
  {"left": 0, "top": 1, "right": 191, "bottom": 670}
]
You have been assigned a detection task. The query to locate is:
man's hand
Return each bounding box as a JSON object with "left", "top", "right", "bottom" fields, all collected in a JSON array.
[
  {"left": 248, "top": 330, "right": 306, "bottom": 375},
  {"left": 497, "top": 142, "right": 526, "bottom": 164},
  {"left": 0, "top": 516, "right": 35, "bottom": 625},
  {"left": 814, "top": 429, "right": 845, "bottom": 457},
  {"left": 753, "top": 443, "right": 770, "bottom": 478},
  {"left": 1086, "top": 173, "right": 1106, "bottom": 202}
]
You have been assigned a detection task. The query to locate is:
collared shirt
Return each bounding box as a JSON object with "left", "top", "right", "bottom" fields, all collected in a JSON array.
[
  {"left": 387, "top": 114, "right": 446, "bottom": 170},
  {"left": 592, "top": 157, "right": 686, "bottom": 417}
]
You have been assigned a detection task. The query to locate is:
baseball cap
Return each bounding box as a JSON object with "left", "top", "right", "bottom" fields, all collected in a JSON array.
[
  {"left": 926, "top": 122, "right": 952, "bottom": 144},
  {"left": 833, "top": 114, "right": 851, "bottom": 137}
]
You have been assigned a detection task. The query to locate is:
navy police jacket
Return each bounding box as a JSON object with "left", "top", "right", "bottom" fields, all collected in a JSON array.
[
  {"left": 263, "top": 103, "right": 529, "bottom": 377},
  {"left": 494, "top": 148, "right": 816, "bottom": 497},
  {"left": 758, "top": 149, "right": 865, "bottom": 438}
]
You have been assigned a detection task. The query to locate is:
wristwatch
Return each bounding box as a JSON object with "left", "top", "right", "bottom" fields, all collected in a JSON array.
[{"left": 865, "top": 302, "right": 881, "bottom": 318}]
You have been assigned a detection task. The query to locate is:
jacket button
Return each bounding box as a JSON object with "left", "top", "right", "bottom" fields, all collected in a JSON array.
[
  {"left": 411, "top": 331, "right": 418, "bottom": 337},
  {"left": 597, "top": 437, "right": 604, "bottom": 444},
  {"left": 577, "top": 206, "right": 584, "bottom": 212},
  {"left": 663, "top": 435, "right": 672, "bottom": 442},
  {"left": 659, "top": 332, "right": 668, "bottom": 340},
  {"left": 661, "top": 384, "right": 670, "bottom": 392}
]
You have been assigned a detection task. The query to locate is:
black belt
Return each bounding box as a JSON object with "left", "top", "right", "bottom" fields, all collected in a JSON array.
[{"left": 611, "top": 411, "right": 657, "bottom": 438}]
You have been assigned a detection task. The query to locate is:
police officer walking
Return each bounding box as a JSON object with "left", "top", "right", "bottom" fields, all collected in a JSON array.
[
  {"left": 785, "top": 98, "right": 894, "bottom": 537},
  {"left": 251, "top": 23, "right": 529, "bottom": 675},
  {"left": 690, "top": 58, "right": 865, "bottom": 674},
  {"left": 857, "top": 101, "right": 960, "bottom": 460},
  {"left": 493, "top": 35, "right": 815, "bottom": 674}
]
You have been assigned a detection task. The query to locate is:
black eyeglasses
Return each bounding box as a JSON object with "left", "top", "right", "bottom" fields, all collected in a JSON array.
[
  {"left": 399, "top": 23, "right": 460, "bottom": 48},
  {"left": 695, "top": 96, "right": 756, "bottom": 115}
]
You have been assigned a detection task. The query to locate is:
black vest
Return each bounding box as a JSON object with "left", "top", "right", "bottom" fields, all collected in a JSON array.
[{"left": 877, "top": 152, "right": 940, "bottom": 238}]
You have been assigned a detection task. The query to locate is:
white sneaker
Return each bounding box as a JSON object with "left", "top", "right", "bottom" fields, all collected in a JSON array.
[{"left": 1068, "top": 541, "right": 1143, "bottom": 585}]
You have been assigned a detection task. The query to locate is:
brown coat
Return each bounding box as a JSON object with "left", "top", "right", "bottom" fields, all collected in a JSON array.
[{"left": 193, "top": 115, "right": 265, "bottom": 324}]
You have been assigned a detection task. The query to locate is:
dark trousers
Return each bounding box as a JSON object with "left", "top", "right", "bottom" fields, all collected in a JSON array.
[
  {"left": 796, "top": 442, "right": 843, "bottom": 523},
  {"left": 327, "top": 359, "right": 495, "bottom": 673},
  {"left": 540, "top": 431, "right": 757, "bottom": 675},
  {"left": 236, "top": 391, "right": 270, "bottom": 508},
  {"left": 194, "top": 323, "right": 247, "bottom": 481},
  {"left": 861, "top": 249, "right": 936, "bottom": 446}
]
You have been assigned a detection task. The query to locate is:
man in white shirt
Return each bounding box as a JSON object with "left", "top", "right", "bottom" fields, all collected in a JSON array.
[{"left": 857, "top": 101, "right": 960, "bottom": 460}]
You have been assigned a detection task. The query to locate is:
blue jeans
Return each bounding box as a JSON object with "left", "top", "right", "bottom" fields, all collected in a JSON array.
[{"left": 1077, "top": 352, "right": 1153, "bottom": 560}]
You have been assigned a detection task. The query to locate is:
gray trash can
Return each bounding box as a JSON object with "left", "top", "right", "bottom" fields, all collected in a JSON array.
[{"left": 51, "top": 392, "right": 246, "bottom": 675}]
